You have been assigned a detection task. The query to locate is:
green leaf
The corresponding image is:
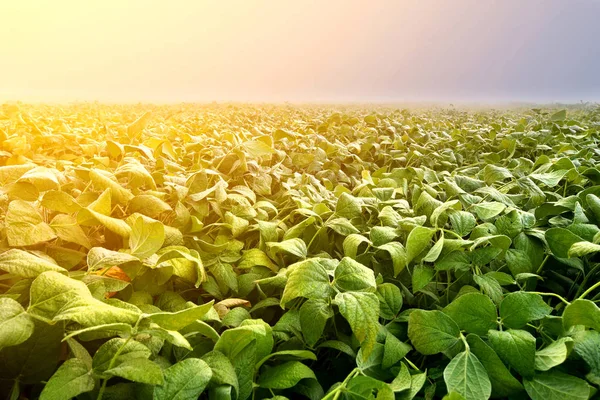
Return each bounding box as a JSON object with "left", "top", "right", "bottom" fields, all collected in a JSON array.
[
  {"left": 0, "top": 298, "right": 35, "bottom": 350},
  {"left": 572, "top": 330, "right": 600, "bottom": 384},
  {"left": 369, "top": 226, "right": 397, "bottom": 246},
  {"left": 39, "top": 358, "right": 94, "bottom": 400},
  {"left": 444, "top": 350, "right": 491, "bottom": 400},
  {"left": 256, "top": 350, "right": 317, "bottom": 370},
  {"left": 129, "top": 214, "right": 165, "bottom": 259},
  {"left": 299, "top": 299, "right": 333, "bottom": 347},
  {"left": 422, "top": 234, "right": 444, "bottom": 263},
  {"left": 92, "top": 338, "right": 151, "bottom": 375},
  {"left": 238, "top": 248, "right": 278, "bottom": 271},
  {"left": 215, "top": 319, "right": 274, "bottom": 367},
  {"left": 89, "top": 169, "right": 134, "bottom": 205},
  {"left": 346, "top": 375, "right": 393, "bottom": 398},
  {"left": 42, "top": 190, "right": 82, "bottom": 214},
  {"left": 488, "top": 329, "right": 536, "bottom": 379},
  {"left": 335, "top": 291, "right": 379, "bottom": 358},
  {"left": 334, "top": 257, "right": 376, "bottom": 292},
  {"left": 377, "top": 241, "right": 407, "bottom": 276},
  {"left": 376, "top": 283, "right": 403, "bottom": 320},
  {"left": 397, "top": 371, "right": 427, "bottom": 400},
  {"left": 524, "top": 370, "right": 590, "bottom": 400},
  {"left": 473, "top": 202, "right": 506, "bottom": 220},
  {"left": 412, "top": 265, "right": 434, "bottom": 293},
  {"left": 50, "top": 214, "right": 92, "bottom": 249},
  {"left": 449, "top": 211, "right": 477, "bottom": 237},
  {"left": 257, "top": 361, "right": 316, "bottom": 389},
  {"left": 6, "top": 200, "right": 57, "bottom": 246},
  {"left": 499, "top": 292, "right": 552, "bottom": 329},
  {"left": 535, "top": 337, "right": 573, "bottom": 371},
  {"left": 467, "top": 334, "right": 523, "bottom": 398},
  {"left": 268, "top": 238, "right": 307, "bottom": 259},
  {"left": 143, "top": 301, "right": 214, "bottom": 331},
  {"left": 435, "top": 251, "right": 471, "bottom": 271},
  {"left": 473, "top": 274, "right": 503, "bottom": 304},
  {"left": 0, "top": 249, "right": 66, "bottom": 278},
  {"left": 201, "top": 351, "right": 238, "bottom": 397},
  {"left": 343, "top": 234, "right": 371, "bottom": 259},
  {"left": 335, "top": 192, "right": 362, "bottom": 219},
  {"left": 443, "top": 293, "right": 497, "bottom": 336},
  {"left": 406, "top": 226, "right": 436, "bottom": 264},
  {"left": 383, "top": 331, "right": 411, "bottom": 370},
  {"left": 326, "top": 217, "right": 360, "bottom": 235},
  {"left": 281, "top": 259, "right": 332, "bottom": 308},
  {"left": 408, "top": 310, "right": 460, "bottom": 355},
  {"left": 241, "top": 140, "right": 274, "bottom": 158},
  {"left": 545, "top": 228, "right": 583, "bottom": 259},
  {"left": 562, "top": 299, "right": 600, "bottom": 331},
  {"left": 431, "top": 200, "right": 461, "bottom": 227},
  {"left": 568, "top": 241, "right": 600, "bottom": 258},
  {"left": 153, "top": 358, "right": 213, "bottom": 400},
  {"left": 28, "top": 271, "right": 140, "bottom": 326},
  {"left": 106, "top": 358, "right": 164, "bottom": 384},
  {"left": 317, "top": 340, "right": 356, "bottom": 358},
  {"left": 483, "top": 164, "right": 513, "bottom": 185},
  {"left": 390, "top": 363, "right": 412, "bottom": 392},
  {"left": 505, "top": 248, "right": 534, "bottom": 276},
  {"left": 87, "top": 247, "right": 140, "bottom": 271},
  {"left": 0, "top": 320, "right": 63, "bottom": 383},
  {"left": 14, "top": 166, "right": 52, "bottom": 188},
  {"left": 530, "top": 170, "right": 569, "bottom": 188},
  {"left": 550, "top": 109, "right": 567, "bottom": 121}
]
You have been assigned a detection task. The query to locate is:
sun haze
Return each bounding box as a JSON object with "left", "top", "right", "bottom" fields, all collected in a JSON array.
[{"left": 1, "top": 0, "right": 599, "bottom": 103}]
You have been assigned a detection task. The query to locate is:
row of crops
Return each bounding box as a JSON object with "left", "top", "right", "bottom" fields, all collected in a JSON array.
[{"left": 1, "top": 103, "right": 600, "bottom": 399}]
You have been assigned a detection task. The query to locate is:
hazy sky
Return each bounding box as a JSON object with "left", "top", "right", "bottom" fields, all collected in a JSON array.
[{"left": 1, "top": 0, "right": 599, "bottom": 103}]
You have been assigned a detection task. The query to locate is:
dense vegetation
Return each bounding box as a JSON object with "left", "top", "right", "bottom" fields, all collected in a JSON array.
[{"left": 1, "top": 103, "right": 600, "bottom": 400}]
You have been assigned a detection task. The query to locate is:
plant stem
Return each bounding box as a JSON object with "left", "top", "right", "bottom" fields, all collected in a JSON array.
[
  {"left": 96, "top": 336, "right": 132, "bottom": 400},
  {"left": 578, "top": 280, "right": 600, "bottom": 300},
  {"left": 321, "top": 368, "right": 359, "bottom": 400},
  {"left": 536, "top": 254, "right": 550, "bottom": 275},
  {"left": 529, "top": 291, "right": 570, "bottom": 305}
]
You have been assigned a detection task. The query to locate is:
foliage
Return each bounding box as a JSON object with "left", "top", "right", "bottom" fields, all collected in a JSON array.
[{"left": 1, "top": 103, "right": 600, "bottom": 399}]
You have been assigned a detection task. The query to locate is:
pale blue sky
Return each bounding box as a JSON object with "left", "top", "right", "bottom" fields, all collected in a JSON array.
[{"left": 0, "top": 0, "right": 598, "bottom": 102}]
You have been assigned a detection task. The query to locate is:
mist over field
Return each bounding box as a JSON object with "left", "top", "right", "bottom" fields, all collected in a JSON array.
[{"left": 1, "top": 0, "right": 599, "bottom": 103}]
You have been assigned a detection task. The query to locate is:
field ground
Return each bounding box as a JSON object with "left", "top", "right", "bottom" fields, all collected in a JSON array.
[{"left": 1, "top": 103, "right": 600, "bottom": 400}]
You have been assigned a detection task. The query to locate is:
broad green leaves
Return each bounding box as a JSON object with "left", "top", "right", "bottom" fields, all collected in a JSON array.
[
  {"left": 333, "top": 257, "right": 376, "bottom": 292},
  {"left": 408, "top": 310, "right": 460, "bottom": 355},
  {"left": 28, "top": 271, "right": 140, "bottom": 326},
  {"left": 6, "top": 200, "right": 56, "bottom": 246},
  {"left": 3, "top": 104, "right": 600, "bottom": 400},
  {"left": 0, "top": 249, "right": 66, "bottom": 278},
  {"left": 467, "top": 334, "right": 523, "bottom": 397},
  {"left": 534, "top": 337, "right": 573, "bottom": 371},
  {"left": 443, "top": 293, "right": 496, "bottom": 335},
  {"left": 376, "top": 283, "right": 403, "bottom": 320},
  {"left": 563, "top": 299, "right": 600, "bottom": 331},
  {"left": 406, "top": 226, "right": 435, "bottom": 264},
  {"left": 129, "top": 214, "right": 165, "bottom": 259},
  {"left": 335, "top": 192, "right": 362, "bottom": 219},
  {"left": 444, "top": 351, "right": 491, "bottom": 400},
  {"left": 499, "top": 292, "right": 552, "bottom": 329},
  {"left": 335, "top": 292, "right": 379, "bottom": 358},
  {"left": 488, "top": 329, "right": 536, "bottom": 379},
  {"left": 153, "top": 358, "right": 213, "bottom": 400},
  {"left": 545, "top": 228, "right": 583, "bottom": 258},
  {"left": 0, "top": 298, "right": 35, "bottom": 349},
  {"left": 524, "top": 370, "right": 590, "bottom": 400},
  {"left": 39, "top": 359, "right": 94, "bottom": 400},
  {"left": 280, "top": 259, "right": 332, "bottom": 308},
  {"left": 257, "top": 361, "right": 317, "bottom": 389}
]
